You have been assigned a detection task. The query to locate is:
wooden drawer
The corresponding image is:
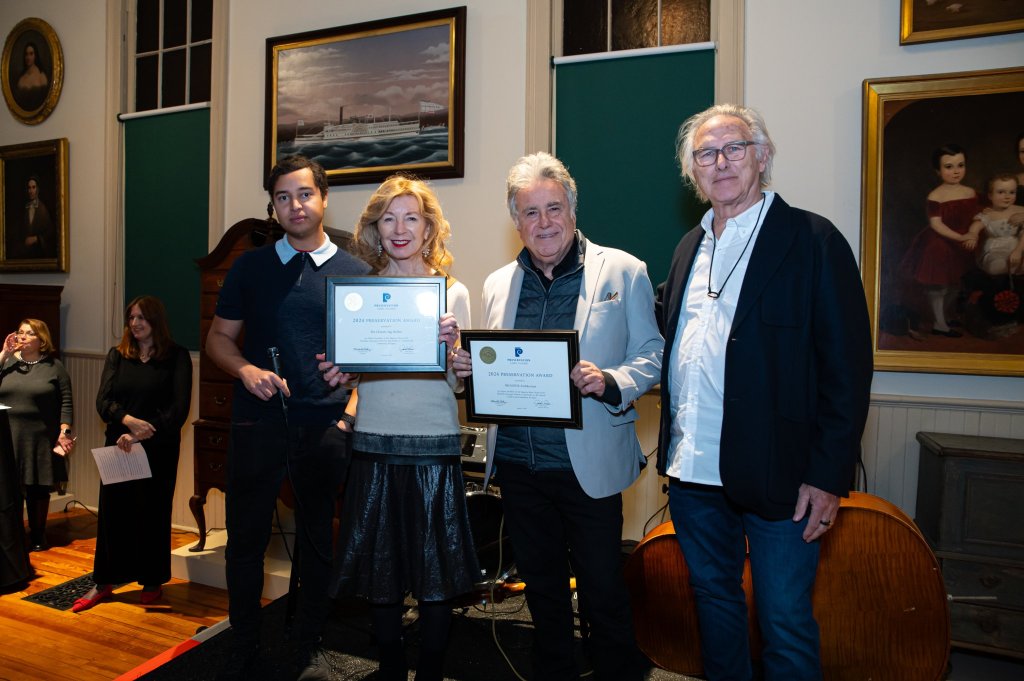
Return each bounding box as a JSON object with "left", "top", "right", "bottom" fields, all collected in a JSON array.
[
  {"left": 193, "top": 421, "right": 228, "bottom": 487},
  {"left": 916, "top": 433, "right": 1024, "bottom": 562},
  {"left": 943, "top": 557, "right": 1024, "bottom": 611},
  {"left": 950, "top": 602, "right": 1024, "bottom": 657},
  {"left": 193, "top": 446, "right": 227, "bottom": 487},
  {"left": 194, "top": 422, "right": 229, "bottom": 450},
  {"left": 199, "top": 381, "right": 233, "bottom": 421},
  {"left": 201, "top": 291, "right": 219, "bottom": 320},
  {"left": 199, "top": 346, "right": 233, "bottom": 384}
]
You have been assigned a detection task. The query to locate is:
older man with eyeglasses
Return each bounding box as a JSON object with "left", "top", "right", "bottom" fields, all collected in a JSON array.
[{"left": 656, "top": 104, "right": 873, "bottom": 681}]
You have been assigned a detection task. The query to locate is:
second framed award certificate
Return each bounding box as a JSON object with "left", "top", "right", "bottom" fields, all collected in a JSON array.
[
  {"left": 326, "top": 276, "right": 446, "bottom": 372},
  {"left": 461, "top": 330, "right": 582, "bottom": 429}
]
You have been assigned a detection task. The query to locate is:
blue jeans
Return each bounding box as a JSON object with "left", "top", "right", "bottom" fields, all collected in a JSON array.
[{"left": 668, "top": 480, "right": 822, "bottom": 681}]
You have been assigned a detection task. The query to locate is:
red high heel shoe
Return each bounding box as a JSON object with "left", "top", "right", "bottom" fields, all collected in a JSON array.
[
  {"left": 71, "top": 585, "right": 113, "bottom": 613},
  {"left": 139, "top": 587, "right": 163, "bottom": 604}
]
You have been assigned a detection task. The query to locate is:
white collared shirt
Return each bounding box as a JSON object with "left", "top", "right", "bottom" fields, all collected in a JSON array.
[
  {"left": 665, "top": 191, "right": 774, "bottom": 484},
  {"left": 274, "top": 232, "right": 337, "bottom": 265}
]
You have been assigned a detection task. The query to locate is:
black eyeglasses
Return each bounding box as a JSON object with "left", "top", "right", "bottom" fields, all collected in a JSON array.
[{"left": 692, "top": 141, "right": 757, "bottom": 167}]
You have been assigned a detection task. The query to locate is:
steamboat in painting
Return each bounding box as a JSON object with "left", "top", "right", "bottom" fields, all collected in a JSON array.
[
  {"left": 294, "top": 101, "right": 445, "bottom": 143},
  {"left": 266, "top": 7, "right": 465, "bottom": 184}
]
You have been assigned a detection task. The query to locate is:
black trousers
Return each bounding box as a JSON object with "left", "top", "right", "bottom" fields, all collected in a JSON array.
[
  {"left": 497, "top": 463, "right": 641, "bottom": 681},
  {"left": 225, "top": 417, "right": 350, "bottom": 645}
]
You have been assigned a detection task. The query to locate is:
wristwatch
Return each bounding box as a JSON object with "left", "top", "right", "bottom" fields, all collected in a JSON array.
[
  {"left": 61, "top": 428, "right": 73, "bottom": 436},
  {"left": 339, "top": 413, "right": 355, "bottom": 428}
]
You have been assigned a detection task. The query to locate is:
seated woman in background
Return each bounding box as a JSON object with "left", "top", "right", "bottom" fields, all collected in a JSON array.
[
  {"left": 74, "top": 295, "right": 192, "bottom": 612},
  {"left": 318, "top": 175, "right": 479, "bottom": 681},
  {"left": 0, "top": 319, "right": 74, "bottom": 554}
]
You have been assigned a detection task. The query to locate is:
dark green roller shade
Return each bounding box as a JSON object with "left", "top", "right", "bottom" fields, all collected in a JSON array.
[
  {"left": 124, "top": 108, "right": 209, "bottom": 350},
  {"left": 555, "top": 48, "right": 714, "bottom": 287}
]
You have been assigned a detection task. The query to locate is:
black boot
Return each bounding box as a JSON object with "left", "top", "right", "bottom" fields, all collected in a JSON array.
[
  {"left": 378, "top": 640, "right": 407, "bottom": 681},
  {"left": 415, "top": 647, "right": 445, "bottom": 681}
]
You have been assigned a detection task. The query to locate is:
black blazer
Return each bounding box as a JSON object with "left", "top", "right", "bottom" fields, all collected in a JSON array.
[{"left": 657, "top": 195, "right": 873, "bottom": 519}]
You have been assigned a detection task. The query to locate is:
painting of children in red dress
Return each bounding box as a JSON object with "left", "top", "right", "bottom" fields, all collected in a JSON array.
[{"left": 876, "top": 89, "right": 1024, "bottom": 357}]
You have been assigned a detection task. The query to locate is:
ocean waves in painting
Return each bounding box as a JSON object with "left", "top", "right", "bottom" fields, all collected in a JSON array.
[{"left": 280, "top": 129, "right": 449, "bottom": 170}]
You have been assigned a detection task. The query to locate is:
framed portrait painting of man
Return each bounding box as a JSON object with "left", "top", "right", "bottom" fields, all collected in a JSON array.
[
  {"left": 860, "top": 66, "right": 1024, "bottom": 377},
  {"left": 1, "top": 17, "right": 64, "bottom": 125},
  {"left": 265, "top": 7, "right": 466, "bottom": 186},
  {"left": 0, "top": 138, "right": 69, "bottom": 273}
]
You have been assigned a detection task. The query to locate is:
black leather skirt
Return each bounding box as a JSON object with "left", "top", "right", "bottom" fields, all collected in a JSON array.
[{"left": 330, "top": 451, "right": 482, "bottom": 603}]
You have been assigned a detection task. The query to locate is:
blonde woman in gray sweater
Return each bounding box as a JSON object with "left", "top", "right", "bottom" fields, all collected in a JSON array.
[{"left": 318, "top": 175, "right": 478, "bottom": 681}]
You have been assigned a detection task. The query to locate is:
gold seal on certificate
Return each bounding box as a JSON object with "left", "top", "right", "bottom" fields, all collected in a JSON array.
[
  {"left": 326, "top": 275, "right": 446, "bottom": 372},
  {"left": 461, "top": 330, "right": 582, "bottom": 429}
]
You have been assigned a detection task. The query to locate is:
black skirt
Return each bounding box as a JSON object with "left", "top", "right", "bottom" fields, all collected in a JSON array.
[{"left": 331, "top": 451, "right": 482, "bottom": 604}]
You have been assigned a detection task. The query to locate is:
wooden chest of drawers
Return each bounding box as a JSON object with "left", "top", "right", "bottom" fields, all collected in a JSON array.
[
  {"left": 189, "top": 219, "right": 353, "bottom": 550},
  {"left": 915, "top": 432, "right": 1024, "bottom": 659},
  {"left": 189, "top": 218, "right": 280, "bottom": 550}
]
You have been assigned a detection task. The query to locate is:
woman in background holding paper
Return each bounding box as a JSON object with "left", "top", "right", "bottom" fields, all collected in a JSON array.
[
  {"left": 0, "top": 319, "right": 74, "bottom": 555},
  {"left": 74, "top": 296, "right": 192, "bottom": 612},
  {"left": 318, "top": 175, "right": 479, "bottom": 681}
]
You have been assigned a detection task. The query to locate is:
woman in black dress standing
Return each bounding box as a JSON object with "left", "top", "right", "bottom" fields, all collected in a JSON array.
[{"left": 73, "top": 296, "right": 192, "bottom": 612}]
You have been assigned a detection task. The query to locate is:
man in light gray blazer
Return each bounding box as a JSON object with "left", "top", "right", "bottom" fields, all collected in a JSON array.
[{"left": 453, "top": 152, "right": 663, "bottom": 681}]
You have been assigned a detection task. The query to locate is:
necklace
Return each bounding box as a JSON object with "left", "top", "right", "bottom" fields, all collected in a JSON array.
[
  {"left": 19, "top": 355, "right": 43, "bottom": 365},
  {"left": 706, "top": 193, "right": 766, "bottom": 299}
]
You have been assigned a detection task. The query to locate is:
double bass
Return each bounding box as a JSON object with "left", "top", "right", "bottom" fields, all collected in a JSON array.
[{"left": 625, "top": 491, "right": 950, "bottom": 680}]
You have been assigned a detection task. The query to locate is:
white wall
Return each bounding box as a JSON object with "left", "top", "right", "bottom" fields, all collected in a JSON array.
[
  {"left": 0, "top": 0, "right": 113, "bottom": 352},
  {"left": 745, "top": 0, "right": 1023, "bottom": 402},
  {"left": 221, "top": 1, "right": 527, "bottom": 326}
]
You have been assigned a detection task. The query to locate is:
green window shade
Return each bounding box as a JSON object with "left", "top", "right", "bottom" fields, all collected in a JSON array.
[
  {"left": 555, "top": 47, "right": 714, "bottom": 287},
  {"left": 124, "top": 107, "right": 209, "bottom": 350}
]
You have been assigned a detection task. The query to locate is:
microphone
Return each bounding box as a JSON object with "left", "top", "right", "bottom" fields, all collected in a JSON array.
[{"left": 266, "top": 346, "right": 288, "bottom": 414}]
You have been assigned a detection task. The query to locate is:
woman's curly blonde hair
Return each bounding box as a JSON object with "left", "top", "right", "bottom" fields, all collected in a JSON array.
[{"left": 353, "top": 174, "right": 453, "bottom": 275}]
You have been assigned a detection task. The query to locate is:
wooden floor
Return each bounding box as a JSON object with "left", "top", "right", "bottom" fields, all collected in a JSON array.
[{"left": 0, "top": 507, "right": 230, "bottom": 681}]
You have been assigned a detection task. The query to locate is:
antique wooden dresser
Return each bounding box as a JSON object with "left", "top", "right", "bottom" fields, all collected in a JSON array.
[
  {"left": 915, "top": 431, "right": 1024, "bottom": 658},
  {"left": 189, "top": 218, "right": 353, "bottom": 550}
]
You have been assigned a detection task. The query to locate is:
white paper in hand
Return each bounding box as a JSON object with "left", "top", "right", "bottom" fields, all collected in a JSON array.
[{"left": 90, "top": 443, "right": 153, "bottom": 485}]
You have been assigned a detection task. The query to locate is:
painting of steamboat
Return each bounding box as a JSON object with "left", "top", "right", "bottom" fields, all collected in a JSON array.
[{"left": 293, "top": 100, "right": 447, "bottom": 144}]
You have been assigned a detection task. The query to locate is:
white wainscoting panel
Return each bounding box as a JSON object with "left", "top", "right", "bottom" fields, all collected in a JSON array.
[
  {"left": 859, "top": 395, "right": 1024, "bottom": 518},
  {"left": 62, "top": 351, "right": 224, "bottom": 537}
]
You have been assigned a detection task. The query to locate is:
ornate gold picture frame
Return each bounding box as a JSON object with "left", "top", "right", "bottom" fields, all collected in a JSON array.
[
  {"left": 900, "top": 0, "right": 1024, "bottom": 45},
  {"left": 0, "top": 138, "right": 69, "bottom": 273},
  {"left": 1, "top": 17, "right": 64, "bottom": 125},
  {"left": 265, "top": 7, "right": 466, "bottom": 186},
  {"left": 860, "top": 67, "right": 1024, "bottom": 376}
]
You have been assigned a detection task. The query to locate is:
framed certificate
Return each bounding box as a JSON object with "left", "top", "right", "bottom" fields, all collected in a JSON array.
[
  {"left": 461, "top": 330, "right": 582, "bottom": 429},
  {"left": 326, "top": 275, "right": 446, "bottom": 372}
]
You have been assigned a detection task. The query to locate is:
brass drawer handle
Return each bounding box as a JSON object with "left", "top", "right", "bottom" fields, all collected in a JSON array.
[
  {"left": 205, "top": 434, "right": 224, "bottom": 446},
  {"left": 216, "top": 277, "right": 225, "bottom": 287},
  {"left": 208, "top": 462, "right": 224, "bottom": 473},
  {"left": 214, "top": 396, "right": 228, "bottom": 406}
]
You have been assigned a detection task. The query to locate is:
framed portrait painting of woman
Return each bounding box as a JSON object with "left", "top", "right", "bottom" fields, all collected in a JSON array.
[{"left": 1, "top": 17, "right": 64, "bottom": 125}]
